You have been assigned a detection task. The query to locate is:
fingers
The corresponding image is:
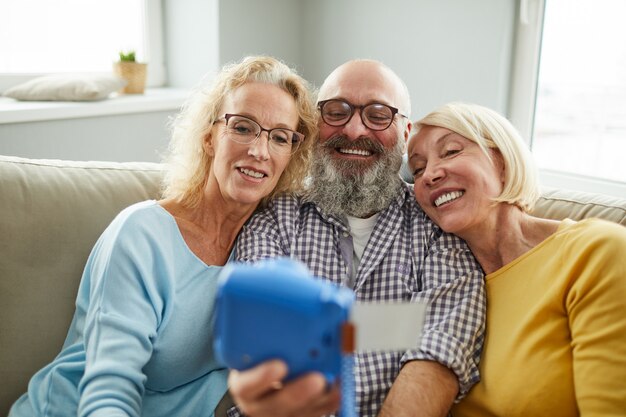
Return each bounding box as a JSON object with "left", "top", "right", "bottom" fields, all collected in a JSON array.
[
  {"left": 229, "top": 359, "right": 288, "bottom": 401},
  {"left": 228, "top": 361, "right": 340, "bottom": 417}
]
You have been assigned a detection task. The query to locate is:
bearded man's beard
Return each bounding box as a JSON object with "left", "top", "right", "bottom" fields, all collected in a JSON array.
[{"left": 305, "top": 135, "right": 404, "bottom": 218}]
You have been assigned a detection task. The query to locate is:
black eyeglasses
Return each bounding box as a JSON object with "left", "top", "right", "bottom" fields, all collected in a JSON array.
[
  {"left": 217, "top": 114, "right": 304, "bottom": 155},
  {"left": 317, "top": 99, "right": 407, "bottom": 131}
]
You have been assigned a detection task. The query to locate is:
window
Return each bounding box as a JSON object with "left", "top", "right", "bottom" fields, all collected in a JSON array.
[
  {"left": 534, "top": 0, "right": 626, "bottom": 184},
  {"left": 509, "top": 0, "right": 626, "bottom": 196},
  {"left": 0, "top": 0, "right": 164, "bottom": 90}
]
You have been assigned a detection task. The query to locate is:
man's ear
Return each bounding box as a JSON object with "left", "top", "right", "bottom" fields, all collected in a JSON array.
[
  {"left": 404, "top": 121, "right": 413, "bottom": 142},
  {"left": 400, "top": 121, "right": 412, "bottom": 153}
]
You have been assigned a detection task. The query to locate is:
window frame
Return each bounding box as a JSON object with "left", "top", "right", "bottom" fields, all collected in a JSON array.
[
  {"left": 0, "top": 0, "right": 165, "bottom": 93},
  {"left": 508, "top": 0, "right": 626, "bottom": 197}
]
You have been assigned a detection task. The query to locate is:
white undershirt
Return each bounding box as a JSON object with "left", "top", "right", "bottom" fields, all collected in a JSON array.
[{"left": 347, "top": 213, "right": 379, "bottom": 275}]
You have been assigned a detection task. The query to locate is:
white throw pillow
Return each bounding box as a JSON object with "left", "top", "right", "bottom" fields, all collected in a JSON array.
[{"left": 2, "top": 74, "right": 127, "bottom": 101}]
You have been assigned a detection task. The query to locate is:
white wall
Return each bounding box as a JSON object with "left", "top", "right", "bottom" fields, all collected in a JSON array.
[
  {"left": 301, "top": 0, "right": 515, "bottom": 119},
  {"left": 217, "top": 0, "right": 516, "bottom": 118},
  {"left": 219, "top": 0, "right": 303, "bottom": 71},
  {"left": 163, "top": 0, "right": 220, "bottom": 88}
]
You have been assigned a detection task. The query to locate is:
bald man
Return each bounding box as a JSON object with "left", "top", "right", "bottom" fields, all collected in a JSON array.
[{"left": 230, "top": 60, "right": 485, "bottom": 417}]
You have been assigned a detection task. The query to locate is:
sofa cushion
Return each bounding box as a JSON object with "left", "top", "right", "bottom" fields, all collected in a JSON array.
[
  {"left": 533, "top": 187, "right": 626, "bottom": 226},
  {"left": 0, "top": 155, "right": 163, "bottom": 414}
]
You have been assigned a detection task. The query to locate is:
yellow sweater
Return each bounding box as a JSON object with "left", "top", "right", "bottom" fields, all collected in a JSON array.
[{"left": 452, "top": 218, "right": 626, "bottom": 417}]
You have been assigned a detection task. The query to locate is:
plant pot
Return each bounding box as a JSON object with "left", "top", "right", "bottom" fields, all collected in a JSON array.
[{"left": 113, "top": 62, "right": 148, "bottom": 94}]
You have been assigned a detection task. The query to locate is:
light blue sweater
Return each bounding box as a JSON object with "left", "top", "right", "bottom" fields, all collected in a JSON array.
[{"left": 10, "top": 200, "right": 228, "bottom": 417}]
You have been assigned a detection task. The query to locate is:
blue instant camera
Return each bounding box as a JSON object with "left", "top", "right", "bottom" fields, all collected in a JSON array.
[{"left": 213, "top": 258, "right": 355, "bottom": 383}]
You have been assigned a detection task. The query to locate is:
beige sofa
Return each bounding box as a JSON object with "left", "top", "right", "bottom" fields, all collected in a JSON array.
[{"left": 1, "top": 154, "right": 625, "bottom": 414}]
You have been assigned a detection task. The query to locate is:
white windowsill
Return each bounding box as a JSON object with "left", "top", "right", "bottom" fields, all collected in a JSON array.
[
  {"left": 540, "top": 169, "right": 626, "bottom": 199},
  {"left": 0, "top": 88, "right": 189, "bottom": 124}
]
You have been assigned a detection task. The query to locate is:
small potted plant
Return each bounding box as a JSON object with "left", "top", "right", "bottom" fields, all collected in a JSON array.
[{"left": 113, "top": 50, "right": 147, "bottom": 94}]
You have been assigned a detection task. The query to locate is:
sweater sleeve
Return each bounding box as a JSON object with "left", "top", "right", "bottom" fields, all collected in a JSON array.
[
  {"left": 565, "top": 220, "right": 626, "bottom": 416},
  {"left": 77, "top": 211, "right": 166, "bottom": 417}
]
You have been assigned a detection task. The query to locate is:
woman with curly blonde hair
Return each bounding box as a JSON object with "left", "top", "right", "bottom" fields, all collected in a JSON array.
[{"left": 10, "top": 55, "right": 317, "bottom": 417}]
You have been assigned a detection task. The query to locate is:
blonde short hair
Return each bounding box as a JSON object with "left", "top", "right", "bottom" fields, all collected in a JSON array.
[
  {"left": 415, "top": 102, "right": 540, "bottom": 212},
  {"left": 162, "top": 56, "right": 317, "bottom": 208}
]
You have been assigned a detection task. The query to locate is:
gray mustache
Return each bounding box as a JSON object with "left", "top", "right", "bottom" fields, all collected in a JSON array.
[{"left": 322, "top": 135, "right": 386, "bottom": 154}]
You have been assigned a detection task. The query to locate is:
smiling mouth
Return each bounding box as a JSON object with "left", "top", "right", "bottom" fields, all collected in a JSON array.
[
  {"left": 238, "top": 167, "right": 265, "bottom": 179},
  {"left": 434, "top": 191, "right": 464, "bottom": 207},
  {"left": 337, "top": 147, "right": 373, "bottom": 157}
]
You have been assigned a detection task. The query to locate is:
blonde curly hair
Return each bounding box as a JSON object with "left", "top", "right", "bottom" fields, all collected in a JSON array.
[{"left": 161, "top": 56, "right": 318, "bottom": 208}]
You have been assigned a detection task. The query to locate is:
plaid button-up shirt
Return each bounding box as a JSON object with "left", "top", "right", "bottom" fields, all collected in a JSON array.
[{"left": 234, "top": 182, "right": 485, "bottom": 417}]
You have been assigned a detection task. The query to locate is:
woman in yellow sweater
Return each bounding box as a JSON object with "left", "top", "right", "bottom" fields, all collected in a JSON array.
[{"left": 407, "top": 102, "right": 626, "bottom": 417}]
